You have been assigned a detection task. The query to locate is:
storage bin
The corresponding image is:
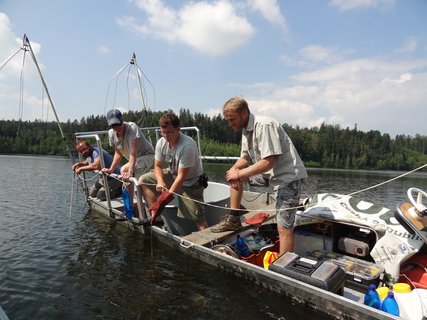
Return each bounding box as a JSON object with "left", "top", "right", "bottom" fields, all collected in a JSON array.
[
  {"left": 330, "top": 256, "right": 384, "bottom": 292},
  {"left": 269, "top": 252, "right": 346, "bottom": 294}
]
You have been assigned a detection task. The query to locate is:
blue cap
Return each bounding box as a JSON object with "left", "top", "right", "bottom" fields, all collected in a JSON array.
[{"left": 106, "top": 109, "right": 123, "bottom": 126}]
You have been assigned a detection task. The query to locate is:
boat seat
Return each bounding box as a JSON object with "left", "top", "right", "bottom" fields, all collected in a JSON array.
[{"left": 182, "top": 206, "right": 276, "bottom": 247}]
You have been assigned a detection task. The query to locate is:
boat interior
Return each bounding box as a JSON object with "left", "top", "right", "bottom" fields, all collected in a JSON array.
[{"left": 75, "top": 127, "right": 427, "bottom": 319}]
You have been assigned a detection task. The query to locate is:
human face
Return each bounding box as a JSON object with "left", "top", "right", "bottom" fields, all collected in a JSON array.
[
  {"left": 160, "top": 124, "right": 179, "bottom": 144},
  {"left": 76, "top": 144, "right": 90, "bottom": 157},
  {"left": 110, "top": 122, "right": 124, "bottom": 134},
  {"left": 224, "top": 111, "right": 247, "bottom": 132}
]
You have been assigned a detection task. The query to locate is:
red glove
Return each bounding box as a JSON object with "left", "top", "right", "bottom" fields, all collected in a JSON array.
[
  {"left": 148, "top": 189, "right": 174, "bottom": 225},
  {"left": 244, "top": 212, "right": 269, "bottom": 227}
]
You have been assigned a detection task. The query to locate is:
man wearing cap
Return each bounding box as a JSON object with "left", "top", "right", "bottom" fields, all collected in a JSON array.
[{"left": 101, "top": 109, "right": 155, "bottom": 218}]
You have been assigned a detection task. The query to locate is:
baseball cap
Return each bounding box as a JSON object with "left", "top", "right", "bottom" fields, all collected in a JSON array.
[{"left": 106, "top": 109, "right": 123, "bottom": 126}]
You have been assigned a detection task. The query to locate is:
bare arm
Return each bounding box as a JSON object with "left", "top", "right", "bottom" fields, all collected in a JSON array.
[
  {"left": 101, "top": 150, "right": 122, "bottom": 174},
  {"left": 226, "top": 155, "right": 276, "bottom": 182},
  {"left": 153, "top": 160, "right": 166, "bottom": 192},
  {"left": 73, "top": 160, "right": 101, "bottom": 174},
  {"left": 121, "top": 139, "right": 139, "bottom": 180},
  {"left": 169, "top": 167, "right": 190, "bottom": 194}
]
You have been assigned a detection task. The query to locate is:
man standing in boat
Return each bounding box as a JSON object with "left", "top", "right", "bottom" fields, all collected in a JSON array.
[
  {"left": 212, "top": 97, "right": 307, "bottom": 256},
  {"left": 139, "top": 112, "right": 209, "bottom": 231},
  {"left": 72, "top": 140, "right": 122, "bottom": 200},
  {"left": 101, "top": 109, "right": 155, "bottom": 220}
]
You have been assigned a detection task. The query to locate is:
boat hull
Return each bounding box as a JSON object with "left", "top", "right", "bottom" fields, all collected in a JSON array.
[{"left": 87, "top": 193, "right": 397, "bottom": 320}]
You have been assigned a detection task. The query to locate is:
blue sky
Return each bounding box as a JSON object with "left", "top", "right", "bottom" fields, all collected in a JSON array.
[{"left": 0, "top": 0, "right": 426, "bottom": 137}]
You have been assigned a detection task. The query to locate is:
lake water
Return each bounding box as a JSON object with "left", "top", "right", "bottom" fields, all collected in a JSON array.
[{"left": 1, "top": 155, "right": 427, "bottom": 319}]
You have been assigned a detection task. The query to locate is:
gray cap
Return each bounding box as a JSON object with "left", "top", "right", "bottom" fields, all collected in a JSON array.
[{"left": 106, "top": 109, "right": 123, "bottom": 126}]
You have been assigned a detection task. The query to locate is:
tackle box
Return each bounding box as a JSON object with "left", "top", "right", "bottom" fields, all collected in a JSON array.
[
  {"left": 307, "top": 250, "right": 384, "bottom": 292},
  {"left": 330, "top": 256, "right": 384, "bottom": 292},
  {"left": 268, "top": 252, "right": 346, "bottom": 294}
]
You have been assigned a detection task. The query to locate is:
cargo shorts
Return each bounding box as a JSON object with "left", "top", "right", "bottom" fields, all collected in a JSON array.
[
  {"left": 276, "top": 179, "right": 305, "bottom": 228},
  {"left": 134, "top": 154, "right": 154, "bottom": 178}
]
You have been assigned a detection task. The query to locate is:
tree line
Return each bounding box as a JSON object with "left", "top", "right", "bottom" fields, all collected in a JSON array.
[{"left": 0, "top": 108, "right": 426, "bottom": 171}]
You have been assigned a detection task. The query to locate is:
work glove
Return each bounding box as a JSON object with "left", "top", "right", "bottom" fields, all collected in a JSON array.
[
  {"left": 148, "top": 189, "right": 174, "bottom": 225},
  {"left": 244, "top": 212, "right": 269, "bottom": 227}
]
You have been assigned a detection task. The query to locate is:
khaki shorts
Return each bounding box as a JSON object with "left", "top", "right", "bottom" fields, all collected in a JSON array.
[
  {"left": 140, "top": 169, "right": 206, "bottom": 222},
  {"left": 134, "top": 154, "right": 154, "bottom": 178}
]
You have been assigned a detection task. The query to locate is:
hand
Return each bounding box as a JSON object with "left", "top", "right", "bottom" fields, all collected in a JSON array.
[
  {"left": 121, "top": 170, "right": 133, "bottom": 180},
  {"left": 156, "top": 183, "right": 166, "bottom": 192},
  {"left": 229, "top": 179, "right": 242, "bottom": 189},
  {"left": 71, "top": 163, "right": 80, "bottom": 171},
  {"left": 101, "top": 168, "right": 112, "bottom": 175},
  {"left": 226, "top": 168, "right": 240, "bottom": 182}
]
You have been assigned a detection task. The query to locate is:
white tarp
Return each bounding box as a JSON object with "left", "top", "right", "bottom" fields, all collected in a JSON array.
[{"left": 296, "top": 193, "right": 424, "bottom": 281}]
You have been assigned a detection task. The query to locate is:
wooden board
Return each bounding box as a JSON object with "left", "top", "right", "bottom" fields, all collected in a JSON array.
[{"left": 183, "top": 204, "right": 276, "bottom": 247}]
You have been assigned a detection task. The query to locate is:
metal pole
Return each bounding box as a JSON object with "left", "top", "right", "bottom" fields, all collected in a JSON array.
[{"left": 23, "top": 34, "right": 74, "bottom": 161}]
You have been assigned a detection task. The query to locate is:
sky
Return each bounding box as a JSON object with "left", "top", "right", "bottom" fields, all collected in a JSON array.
[{"left": 0, "top": 0, "right": 426, "bottom": 138}]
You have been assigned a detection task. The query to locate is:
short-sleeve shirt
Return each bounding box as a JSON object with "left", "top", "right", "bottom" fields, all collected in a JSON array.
[
  {"left": 87, "top": 147, "right": 120, "bottom": 175},
  {"left": 241, "top": 113, "right": 307, "bottom": 188},
  {"left": 108, "top": 122, "right": 154, "bottom": 159},
  {"left": 155, "top": 132, "right": 202, "bottom": 187}
]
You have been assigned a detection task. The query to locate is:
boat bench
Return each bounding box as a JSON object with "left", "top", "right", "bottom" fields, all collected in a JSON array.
[{"left": 182, "top": 208, "right": 276, "bottom": 247}]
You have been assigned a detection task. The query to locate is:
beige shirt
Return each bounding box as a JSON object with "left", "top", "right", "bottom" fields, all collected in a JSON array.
[{"left": 241, "top": 113, "right": 307, "bottom": 187}]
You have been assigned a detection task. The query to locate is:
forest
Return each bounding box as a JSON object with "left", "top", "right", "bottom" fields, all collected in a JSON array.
[{"left": 0, "top": 108, "right": 426, "bottom": 171}]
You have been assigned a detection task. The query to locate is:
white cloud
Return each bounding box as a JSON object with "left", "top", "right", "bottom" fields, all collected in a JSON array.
[
  {"left": 330, "top": 0, "right": 396, "bottom": 11},
  {"left": 119, "top": 0, "right": 267, "bottom": 56},
  {"left": 243, "top": 52, "right": 427, "bottom": 136},
  {"left": 0, "top": 13, "right": 45, "bottom": 121},
  {"left": 248, "top": 0, "right": 288, "bottom": 34}
]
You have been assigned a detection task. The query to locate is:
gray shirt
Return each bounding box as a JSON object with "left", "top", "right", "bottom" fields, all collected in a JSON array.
[
  {"left": 241, "top": 113, "right": 307, "bottom": 187},
  {"left": 108, "top": 122, "right": 154, "bottom": 160},
  {"left": 155, "top": 132, "right": 202, "bottom": 187}
]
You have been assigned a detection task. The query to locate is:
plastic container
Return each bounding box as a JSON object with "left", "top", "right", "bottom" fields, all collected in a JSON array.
[
  {"left": 380, "top": 292, "right": 399, "bottom": 316},
  {"left": 236, "top": 235, "right": 251, "bottom": 257},
  {"left": 364, "top": 283, "right": 381, "bottom": 309},
  {"left": 331, "top": 256, "right": 383, "bottom": 291},
  {"left": 393, "top": 283, "right": 424, "bottom": 320},
  {"left": 376, "top": 286, "right": 389, "bottom": 302},
  {"left": 122, "top": 189, "right": 135, "bottom": 219}
]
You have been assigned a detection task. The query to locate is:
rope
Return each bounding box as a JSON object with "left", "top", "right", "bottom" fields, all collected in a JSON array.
[
  {"left": 137, "top": 163, "right": 427, "bottom": 214},
  {"left": 347, "top": 163, "right": 427, "bottom": 197}
]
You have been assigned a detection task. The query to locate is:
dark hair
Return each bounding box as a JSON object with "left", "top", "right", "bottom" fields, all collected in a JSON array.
[{"left": 159, "top": 112, "right": 180, "bottom": 128}]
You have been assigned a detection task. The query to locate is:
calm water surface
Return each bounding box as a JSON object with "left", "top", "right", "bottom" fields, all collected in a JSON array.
[{"left": 1, "top": 155, "right": 427, "bottom": 319}]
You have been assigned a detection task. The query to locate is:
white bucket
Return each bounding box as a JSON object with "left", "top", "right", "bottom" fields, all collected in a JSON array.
[{"left": 161, "top": 181, "right": 230, "bottom": 235}]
